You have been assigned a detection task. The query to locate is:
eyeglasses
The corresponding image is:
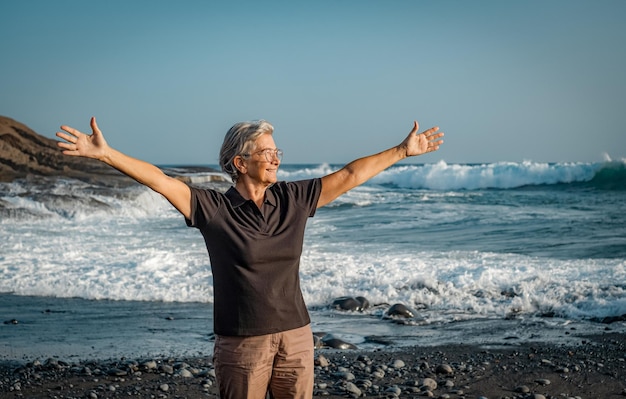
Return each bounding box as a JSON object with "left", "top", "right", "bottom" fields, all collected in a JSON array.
[{"left": 243, "top": 148, "right": 283, "bottom": 162}]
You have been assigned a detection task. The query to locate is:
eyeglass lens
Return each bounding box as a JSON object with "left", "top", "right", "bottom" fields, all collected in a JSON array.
[{"left": 265, "top": 149, "right": 283, "bottom": 162}]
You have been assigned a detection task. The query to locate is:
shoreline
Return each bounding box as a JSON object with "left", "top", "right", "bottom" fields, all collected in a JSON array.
[
  {"left": 2, "top": 294, "right": 626, "bottom": 397},
  {"left": 3, "top": 292, "right": 625, "bottom": 363},
  {"left": 1, "top": 331, "right": 625, "bottom": 398}
]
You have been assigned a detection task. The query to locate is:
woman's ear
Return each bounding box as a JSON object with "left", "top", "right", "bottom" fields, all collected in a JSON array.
[{"left": 234, "top": 155, "right": 247, "bottom": 174}]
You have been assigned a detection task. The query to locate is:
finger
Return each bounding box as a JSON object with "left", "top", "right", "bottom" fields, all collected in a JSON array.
[
  {"left": 427, "top": 139, "right": 444, "bottom": 152},
  {"left": 427, "top": 132, "right": 444, "bottom": 141},
  {"left": 410, "top": 120, "right": 419, "bottom": 135},
  {"left": 90, "top": 116, "right": 102, "bottom": 136},
  {"left": 60, "top": 125, "right": 83, "bottom": 138},
  {"left": 56, "top": 132, "right": 76, "bottom": 143},
  {"left": 422, "top": 126, "right": 440, "bottom": 138},
  {"left": 57, "top": 141, "right": 77, "bottom": 152}
]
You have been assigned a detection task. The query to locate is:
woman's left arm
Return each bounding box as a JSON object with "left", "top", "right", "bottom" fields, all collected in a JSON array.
[{"left": 318, "top": 121, "right": 443, "bottom": 208}]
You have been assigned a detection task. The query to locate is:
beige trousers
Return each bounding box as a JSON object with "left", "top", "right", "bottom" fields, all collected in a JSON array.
[{"left": 213, "top": 324, "right": 314, "bottom": 399}]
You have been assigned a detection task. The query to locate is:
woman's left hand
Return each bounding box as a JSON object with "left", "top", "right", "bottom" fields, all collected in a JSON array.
[{"left": 402, "top": 121, "right": 444, "bottom": 157}]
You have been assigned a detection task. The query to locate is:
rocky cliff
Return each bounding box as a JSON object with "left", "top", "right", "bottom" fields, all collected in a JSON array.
[{"left": 0, "top": 116, "right": 123, "bottom": 182}]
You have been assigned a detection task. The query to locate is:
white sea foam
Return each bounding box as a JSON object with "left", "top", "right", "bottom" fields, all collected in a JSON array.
[
  {"left": 277, "top": 163, "right": 337, "bottom": 181},
  {"left": 5, "top": 207, "right": 623, "bottom": 324},
  {"left": 300, "top": 247, "right": 626, "bottom": 322},
  {"left": 5, "top": 215, "right": 623, "bottom": 324}
]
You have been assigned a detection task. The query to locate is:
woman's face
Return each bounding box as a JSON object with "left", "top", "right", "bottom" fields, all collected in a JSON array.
[{"left": 241, "top": 133, "right": 281, "bottom": 186}]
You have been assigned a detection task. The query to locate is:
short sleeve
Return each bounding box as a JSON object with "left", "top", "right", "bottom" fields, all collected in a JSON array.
[
  {"left": 284, "top": 178, "right": 322, "bottom": 217},
  {"left": 185, "top": 186, "right": 223, "bottom": 228}
]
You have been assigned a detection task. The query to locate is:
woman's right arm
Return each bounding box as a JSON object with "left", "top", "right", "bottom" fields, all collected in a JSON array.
[{"left": 56, "top": 117, "right": 191, "bottom": 219}]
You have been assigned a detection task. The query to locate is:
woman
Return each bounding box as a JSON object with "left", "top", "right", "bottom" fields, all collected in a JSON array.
[{"left": 56, "top": 117, "right": 443, "bottom": 398}]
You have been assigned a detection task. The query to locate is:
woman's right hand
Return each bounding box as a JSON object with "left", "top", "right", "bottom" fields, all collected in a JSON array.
[{"left": 56, "top": 116, "right": 109, "bottom": 161}]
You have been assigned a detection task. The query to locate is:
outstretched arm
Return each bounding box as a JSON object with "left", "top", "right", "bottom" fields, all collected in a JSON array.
[
  {"left": 318, "top": 121, "right": 443, "bottom": 208},
  {"left": 56, "top": 117, "right": 192, "bottom": 218}
]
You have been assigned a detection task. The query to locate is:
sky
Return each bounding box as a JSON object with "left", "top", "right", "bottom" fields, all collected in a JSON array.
[{"left": 2, "top": 0, "right": 625, "bottom": 165}]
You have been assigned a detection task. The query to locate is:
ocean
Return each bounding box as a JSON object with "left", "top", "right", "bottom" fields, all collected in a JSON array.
[{"left": 1, "top": 160, "right": 625, "bottom": 361}]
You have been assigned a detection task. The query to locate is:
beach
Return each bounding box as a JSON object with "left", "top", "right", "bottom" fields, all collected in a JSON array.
[
  {"left": 1, "top": 293, "right": 625, "bottom": 398},
  {"left": 1, "top": 330, "right": 625, "bottom": 398},
  {"left": 2, "top": 161, "right": 625, "bottom": 397}
]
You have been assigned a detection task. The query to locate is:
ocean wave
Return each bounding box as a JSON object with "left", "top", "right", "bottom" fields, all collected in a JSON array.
[
  {"left": 370, "top": 160, "right": 626, "bottom": 191},
  {"left": 0, "top": 179, "right": 167, "bottom": 221},
  {"left": 300, "top": 249, "right": 626, "bottom": 322},
  {"left": 278, "top": 160, "right": 626, "bottom": 191},
  {"left": 278, "top": 163, "right": 337, "bottom": 181},
  {"left": 2, "top": 242, "right": 624, "bottom": 322},
  {"left": 587, "top": 160, "right": 626, "bottom": 190},
  {"left": 0, "top": 176, "right": 225, "bottom": 221},
  {"left": 2, "top": 160, "right": 622, "bottom": 221}
]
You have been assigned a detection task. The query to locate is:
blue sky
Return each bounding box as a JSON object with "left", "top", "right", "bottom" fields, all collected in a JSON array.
[{"left": 2, "top": 1, "right": 625, "bottom": 165}]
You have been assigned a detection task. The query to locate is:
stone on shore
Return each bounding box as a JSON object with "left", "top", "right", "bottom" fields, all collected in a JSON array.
[{"left": 331, "top": 296, "right": 370, "bottom": 311}]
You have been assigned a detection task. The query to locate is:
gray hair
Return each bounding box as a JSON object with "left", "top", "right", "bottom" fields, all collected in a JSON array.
[{"left": 219, "top": 120, "right": 274, "bottom": 182}]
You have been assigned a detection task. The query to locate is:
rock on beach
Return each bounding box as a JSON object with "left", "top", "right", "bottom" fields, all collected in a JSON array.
[{"left": 332, "top": 296, "right": 370, "bottom": 312}]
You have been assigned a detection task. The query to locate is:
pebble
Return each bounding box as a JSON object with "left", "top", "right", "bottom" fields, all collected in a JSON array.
[
  {"left": 141, "top": 360, "right": 157, "bottom": 370},
  {"left": 344, "top": 381, "right": 361, "bottom": 396},
  {"left": 436, "top": 363, "right": 454, "bottom": 374},
  {"left": 385, "top": 385, "right": 401, "bottom": 395},
  {"left": 334, "top": 371, "right": 355, "bottom": 381},
  {"left": 514, "top": 385, "right": 530, "bottom": 393},
  {"left": 316, "top": 354, "right": 330, "bottom": 367},
  {"left": 357, "top": 379, "right": 372, "bottom": 389},
  {"left": 178, "top": 368, "right": 194, "bottom": 378},
  {"left": 159, "top": 364, "right": 174, "bottom": 374},
  {"left": 372, "top": 369, "right": 385, "bottom": 379},
  {"left": 420, "top": 377, "right": 437, "bottom": 391},
  {"left": 106, "top": 368, "right": 127, "bottom": 376},
  {"left": 541, "top": 359, "right": 554, "bottom": 366}
]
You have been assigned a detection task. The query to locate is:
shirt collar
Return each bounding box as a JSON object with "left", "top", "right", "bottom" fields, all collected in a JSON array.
[{"left": 225, "top": 185, "right": 277, "bottom": 208}]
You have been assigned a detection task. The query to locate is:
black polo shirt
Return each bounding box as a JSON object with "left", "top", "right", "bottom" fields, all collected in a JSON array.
[{"left": 186, "top": 178, "right": 322, "bottom": 336}]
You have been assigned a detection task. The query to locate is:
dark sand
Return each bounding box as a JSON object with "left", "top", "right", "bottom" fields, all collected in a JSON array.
[{"left": 1, "top": 331, "right": 624, "bottom": 398}]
